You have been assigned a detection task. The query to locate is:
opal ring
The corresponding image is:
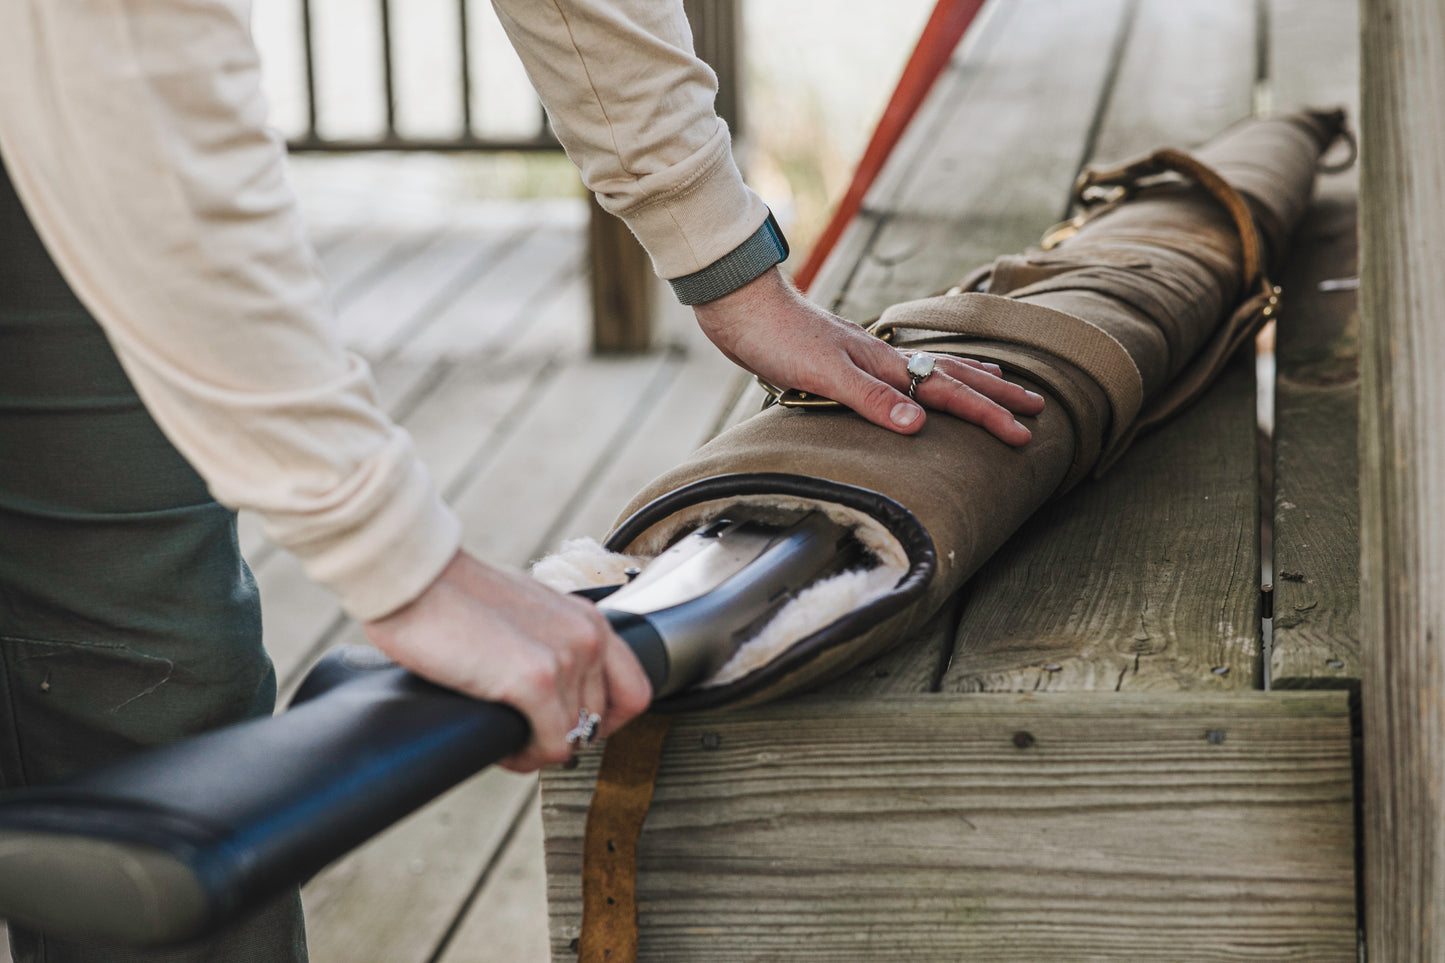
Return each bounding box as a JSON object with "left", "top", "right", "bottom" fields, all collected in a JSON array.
[{"left": 906, "top": 352, "right": 937, "bottom": 399}]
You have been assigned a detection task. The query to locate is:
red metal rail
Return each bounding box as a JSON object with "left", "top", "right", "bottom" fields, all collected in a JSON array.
[{"left": 794, "top": 0, "right": 991, "bottom": 293}]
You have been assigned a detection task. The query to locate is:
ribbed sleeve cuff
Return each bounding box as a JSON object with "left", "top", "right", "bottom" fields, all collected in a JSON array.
[
  {"left": 615, "top": 132, "right": 771, "bottom": 280},
  {"left": 297, "top": 460, "right": 464, "bottom": 622}
]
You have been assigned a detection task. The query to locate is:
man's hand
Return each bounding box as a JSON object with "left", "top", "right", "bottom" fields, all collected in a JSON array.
[
  {"left": 363, "top": 550, "right": 653, "bottom": 772},
  {"left": 693, "top": 267, "right": 1045, "bottom": 444}
]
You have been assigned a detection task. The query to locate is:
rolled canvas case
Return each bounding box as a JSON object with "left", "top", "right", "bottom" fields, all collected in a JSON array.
[
  {"left": 567, "top": 111, "right": 1353, "bottom": 961},
  {"left": 590, "top": 108, "right": 1349, "bottom": 714}
]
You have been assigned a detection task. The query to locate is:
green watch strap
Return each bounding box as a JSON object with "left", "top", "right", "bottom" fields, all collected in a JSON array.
[{"left": 668, "top": 210, "right": 790, "bottom": 305}]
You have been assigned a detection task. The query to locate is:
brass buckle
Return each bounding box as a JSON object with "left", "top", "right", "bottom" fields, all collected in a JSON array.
[
  {"left": 757, "top": 378, "right": 844, "bottom": 410},
  {"left": 757, "top": 323, "right": 898, "bottom": 410},
  {"left": 1040, "top": 214, "right": 1085, "bottom": 251}
]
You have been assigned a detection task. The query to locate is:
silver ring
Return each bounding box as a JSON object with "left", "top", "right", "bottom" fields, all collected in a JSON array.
[
  {"left": 565, "top": 709, "right": 602, "bottom": 751},
  {"left": 906, "top": 352, "right": 936, "bottom": 399}
]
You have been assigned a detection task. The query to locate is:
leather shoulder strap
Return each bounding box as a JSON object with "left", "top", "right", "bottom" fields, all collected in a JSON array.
[{"left": 578, "top": 713, "right": 674, "bottom": 963}]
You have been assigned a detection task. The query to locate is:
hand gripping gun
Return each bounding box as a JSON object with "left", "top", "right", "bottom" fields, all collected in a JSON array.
[{"left": 0, "top": 509, "right": 863, "bottom": 946}]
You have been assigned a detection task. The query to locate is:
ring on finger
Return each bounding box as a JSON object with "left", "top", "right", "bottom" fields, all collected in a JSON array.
[
  {"left": 906, "top": 352, "right": 937, "bottom": 400},
  {"left": 565, "top": 708, "right": 602, "bottom": 752}
]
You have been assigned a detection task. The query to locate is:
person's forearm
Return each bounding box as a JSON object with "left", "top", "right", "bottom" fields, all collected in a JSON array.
[{"left": 0, "top": 0, "right": 459, "bottom": 620}]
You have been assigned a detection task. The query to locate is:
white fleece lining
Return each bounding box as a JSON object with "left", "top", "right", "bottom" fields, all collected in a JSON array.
[{"left": 531, "top": 496, "right": 909, "bottom": 688}]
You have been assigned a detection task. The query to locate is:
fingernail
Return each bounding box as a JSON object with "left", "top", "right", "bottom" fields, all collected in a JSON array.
[
  {"left": 1025, "top": 390, "right": 1044, "bottom": 403},
  {"left": 891, "top": 402, "right": 921, "bottom": 427}
]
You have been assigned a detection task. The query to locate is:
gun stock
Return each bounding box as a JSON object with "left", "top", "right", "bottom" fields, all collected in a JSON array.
[{"left": 0, "top": 509, "right": 861, "bottom": 945}]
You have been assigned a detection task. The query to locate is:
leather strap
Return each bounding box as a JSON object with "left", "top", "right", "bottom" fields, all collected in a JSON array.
[
  {"left": 1048, "top": 146, "right": 1269, "bottom": 295},
  {"left": 578, "top": 713, "right": 674, "bottom": 963}
]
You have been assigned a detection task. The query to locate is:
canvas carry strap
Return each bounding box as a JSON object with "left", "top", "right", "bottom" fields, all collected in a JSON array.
[
  {"left": 578, "top": 713, "right": 674, "bottom": 963},
  {"left": 871, "top": 293, "right": 1145, "bottom": 457}
]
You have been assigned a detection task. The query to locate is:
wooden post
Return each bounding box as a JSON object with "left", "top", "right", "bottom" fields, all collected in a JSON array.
[
  {"left": 589, "top": 194, "right": 654, "bottom": 353},
  {"left": 1359, "top": 0, "right": 1445, "bottom": 957},
  {"left": 590, "top": 0, "right": 740, "bottom": 354}
]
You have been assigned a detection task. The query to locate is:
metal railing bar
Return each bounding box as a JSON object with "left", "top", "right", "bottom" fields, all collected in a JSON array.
[
  {"left": 458, "top": 0, "right": 474, "bottom": 137},
  {"left": 379, "top": 0, "right": 398, "bottom": 137},
  {"left": 300, "top": 0, "right": 319, "bottom": 141}
]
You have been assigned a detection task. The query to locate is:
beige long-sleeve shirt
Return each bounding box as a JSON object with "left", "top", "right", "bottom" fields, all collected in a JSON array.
[{"left": 0, "top": 0, "right": 767, "bottom": 620}]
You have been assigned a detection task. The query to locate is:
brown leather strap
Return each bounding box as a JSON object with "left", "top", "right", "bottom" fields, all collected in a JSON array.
[
  {"left": 578, "top": 713, "right": 674, "bottom": 963},
  {"left": 1055, "top": 147, "right": 1268, "bottom": 294}
]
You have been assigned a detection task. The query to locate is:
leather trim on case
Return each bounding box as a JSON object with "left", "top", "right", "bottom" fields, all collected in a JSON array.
[{"left": 605, "top": 473, "right": 935, "bottom": 712}]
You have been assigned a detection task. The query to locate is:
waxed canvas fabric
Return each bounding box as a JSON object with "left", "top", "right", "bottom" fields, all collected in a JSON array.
[{"left": 610, "top": 109, "right": 1347, "bottom": 709}]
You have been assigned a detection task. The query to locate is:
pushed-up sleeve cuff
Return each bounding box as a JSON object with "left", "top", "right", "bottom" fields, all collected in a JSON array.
[{"left": 615, "top": 132, "right": 772, "bottom": 280}]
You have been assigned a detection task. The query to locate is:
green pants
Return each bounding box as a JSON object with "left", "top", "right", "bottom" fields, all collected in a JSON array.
[{"left": 0, "top": 162, "right": 308, "bottom": 960}]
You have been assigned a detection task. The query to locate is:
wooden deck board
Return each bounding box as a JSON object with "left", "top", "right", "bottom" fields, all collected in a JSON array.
[
  {"left": 399, "top": 217, "right": 586, "bottom": 362},
  {"left": 560, "top": 345, "right": 740, "bottom": 542},
  {"left": 338, "top": 217, "right": 535, "bottom": 356},
  {"left": 545, "top": 694, "right": 1357, "bottom": 961},
  {"left": 825, "top": 0, "right": 1133, "bottom": 323},
  {"left": 1266, "top": 0, "right": 1362, "bottom": 688},
  {"left": 436, "top": 797, "right": 552, "bottom": 963},
  {"left": 302, "top": 770, "right": 537, "bottom": 963},
  {"left": 938, "top": 0, "right": 1264, "bottom": 695},
  {"left": 941, "top": 361, "right": 1264, "bottom": 694},
  {"left": 1089, "top": 0, "right": 1258, "bottom": 162}
]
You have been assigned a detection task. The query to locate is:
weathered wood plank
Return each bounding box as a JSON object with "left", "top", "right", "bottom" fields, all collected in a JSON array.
[
  {"left": 1269, "top": 189, "right": 1359, "bottom": 688},
  {"left": 931, "top": 0, "right": 1262, "bottom": 695},
  {"left": 829, "top": 0, "right": 1133, "bottom": 323},
  {"left": 559, "top": 346, "right": 739, "bottom": 541},
  {"left": 941, "top": 361, "right": 1263, "bottom": 694},
  {"left": 1267, "top": 0, "right": 1360, "bottom": 115},
  {"left": 435, "top": 796, "right": 550, "bottom": 963},
  {"left": 315, "top": 226, "right": 421, "bottom": 304},
  {"left": 705, "top": 367, "right": 762, "bottom": 438},
  {"left": 544, "top": 693, "right": 1356, "bottom": 960},
  {"left": 449, "top": 353, "right": 670, "bottom": 569},
  {"left": 1358, "top": 0, "right": 1445, "bottom": 955},
  {"left": 1265, "top": 2, "right": 1361, "bottom": 690},
  {"left": 302, "top": 770, "right": 536, "bottom": 963},
  {"left": 338, "top": 217, "right": 534, "bottom": 355},
  {"left": 1089, "top": 0, "right": 1257, "bottom": 163},
  {"left": 397, "top": 216, "right": 586, "bottom": 361}
]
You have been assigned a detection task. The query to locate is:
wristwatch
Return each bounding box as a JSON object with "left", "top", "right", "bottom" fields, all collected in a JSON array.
[{"left": 668, "top": 209, "right": 790, "bottom": 306}]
